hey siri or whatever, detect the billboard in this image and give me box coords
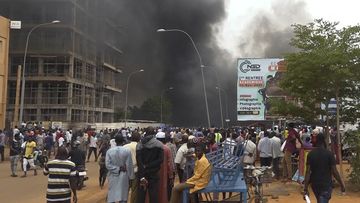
[237,58,285,121]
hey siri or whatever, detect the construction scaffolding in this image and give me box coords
[0,0,124,127]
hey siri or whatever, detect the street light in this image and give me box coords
[216,86,229,127]
[160,87,174,123]
[157,28,211,127]
[19,20,60,126]
[204,66,223,128]
[124,69,144,127]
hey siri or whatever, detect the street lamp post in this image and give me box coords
[157,28,211,127]
[216,86,229,127]
[217,86,224,128]
[19,20,60,127]
[160,87,174,123]
[204,66,223,128]
[124,69,144,127]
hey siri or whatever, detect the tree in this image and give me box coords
[129,96,173,123]
[281,19,360,179]
[114,107,125,122]
[139,97,161,121]
[343,130,360,191]
[268,98,318,123]
[281,19,360,125]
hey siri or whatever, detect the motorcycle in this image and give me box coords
[75,165,89,190]
[34,149,48,168]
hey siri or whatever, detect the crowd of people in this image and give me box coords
[0,123,346,203]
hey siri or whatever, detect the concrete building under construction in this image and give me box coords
[0,0,124,127]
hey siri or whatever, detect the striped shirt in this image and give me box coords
[44,159,76,202]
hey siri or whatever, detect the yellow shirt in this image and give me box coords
[186,154,212,193]
[215,133,222,143]
[25,141,36,158]
[284,130,289,139]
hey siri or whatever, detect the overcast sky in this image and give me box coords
[217,0,360,58]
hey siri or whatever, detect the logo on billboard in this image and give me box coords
[239,60,261,73]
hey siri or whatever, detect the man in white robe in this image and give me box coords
[106,135,134,203]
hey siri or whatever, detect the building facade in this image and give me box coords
[0,16,10,129]
[0,0,124,127]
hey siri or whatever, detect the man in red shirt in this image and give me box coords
[282,123,302,181]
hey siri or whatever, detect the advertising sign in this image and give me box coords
[10,21,21,29]
[237,58,284,121]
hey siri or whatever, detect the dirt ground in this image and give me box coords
[261,179,360,203]
[0,148,359,203]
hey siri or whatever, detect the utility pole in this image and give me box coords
[13,65,22,127]
[336,89,344,180]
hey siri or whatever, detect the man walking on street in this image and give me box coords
[106,134,134,203]
[258,131,273,167]
[136,127,164,203]
[156,131,175,203]
[174,134,189,183]
[0,129,5,162]
[9,133,22,177]
[270,132,282,179]
[304,133,345,203]
[124,131,140,203]
[87,133,98,162]
[22,136,37,177]
[282,123,302,181]
[44,146,78,203]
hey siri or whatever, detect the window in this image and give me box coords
[24,82,38,104]
[10,57,22,77]
[74,58,83,79]
[72,84,82,105]
[0,40,4,63]
[7,82,16,105]
[42,83,68,104]
[43,56,69,76]
[24,109,37,122]
[41,109,67,121]
[71,109,81,122]
[85,63,94,82]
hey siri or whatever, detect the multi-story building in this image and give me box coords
[0,0,123,127]
[0,16,10,129]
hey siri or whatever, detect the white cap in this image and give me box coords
[156,132,166,139]
[313,128,320,135]
[188,135,195,140]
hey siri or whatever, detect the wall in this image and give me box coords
[0,16,10,130]
[41,121,162,131]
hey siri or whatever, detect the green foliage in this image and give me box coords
[343,130,360,190]
[281,19,360,124]
[268,98,317,123]
[114,107,125,122]
[129,96,173,123]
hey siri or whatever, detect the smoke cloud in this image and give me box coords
[111,0,229,126]
[108,0,312,127]
[237,0,311,58]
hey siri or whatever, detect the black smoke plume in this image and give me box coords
[109,0,311,127]
[111,0,230,127]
